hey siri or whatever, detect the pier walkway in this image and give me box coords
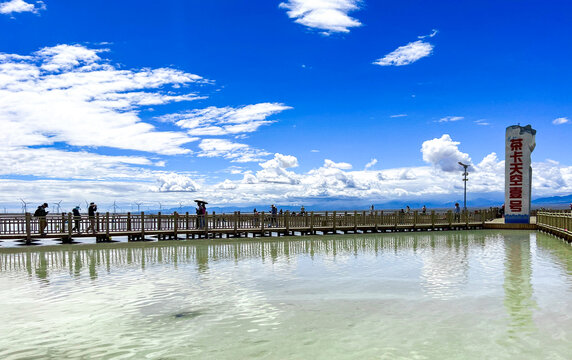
[0,209,499,245]
[537,211,572,242]
[1,209,568,246]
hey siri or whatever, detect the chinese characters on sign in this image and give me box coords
[509,138,523,212]
[505,125,536,224]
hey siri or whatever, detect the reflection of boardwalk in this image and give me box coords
[0,233,490,279]
[0,210,498,245]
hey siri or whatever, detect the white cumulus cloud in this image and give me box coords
[0,44,205,155]
[374,40,433,66]
[2,147,571,211]
[0,0,44,15]
[156,173,200,192]
[256,153,300,184]
[323,159,352,170]
[35,44,105,72]
[421,134,472,172]
[279,0,363,34]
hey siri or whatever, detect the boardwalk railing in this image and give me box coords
[0,209,499,244]
[537,211,572,242]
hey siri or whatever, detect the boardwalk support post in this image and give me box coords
[61,213,66,235]
[465,210,469,228]
[174,212,179,239]
[64,212,73,243]
[233,212,238,237]
[185,212,190,239]
[204,212,209,238]
[25,212,32,244]
[310,211,315,235]
[332,211,337,234]
[106,212,110,239]
[141,212,145,239]
[96,212,100,233]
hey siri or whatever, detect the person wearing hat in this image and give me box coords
[86,202,97,234]
[33,203,49,235]
[72,206,82,233]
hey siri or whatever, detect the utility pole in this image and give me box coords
[458,162,470,211]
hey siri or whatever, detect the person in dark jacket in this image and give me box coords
[270,205,277,227]
[86,202,97,234]
[454,203,461,222]
[34,203,49,235]
[72,206,82,233]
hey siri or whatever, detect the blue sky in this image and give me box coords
[0,0,570,212]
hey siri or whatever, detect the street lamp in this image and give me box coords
[458,162,469,211]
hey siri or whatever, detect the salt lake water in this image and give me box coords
[0,230,571,359]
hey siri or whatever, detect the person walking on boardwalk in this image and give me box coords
[422,205,427,215]
[86,202,97,234]
[270,205,277,227]
[72,206,81,233]
[454,203,461,222]
[34,203,49,235]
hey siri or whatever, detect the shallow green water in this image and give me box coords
[0,230,571,359]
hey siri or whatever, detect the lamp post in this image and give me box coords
[458,162,469,211]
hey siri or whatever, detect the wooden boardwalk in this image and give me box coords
[537,211,572,242]
[0,209,499,245]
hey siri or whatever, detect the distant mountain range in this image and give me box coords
[532,194,572,205]
[143,193,571,214]
[151,197,506,214]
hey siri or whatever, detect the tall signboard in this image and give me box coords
[505,125,536,224]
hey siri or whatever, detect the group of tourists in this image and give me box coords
[195,201,207,229]
[33,202,98,235]
[251,205,309,228]
[398,205,428,215]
